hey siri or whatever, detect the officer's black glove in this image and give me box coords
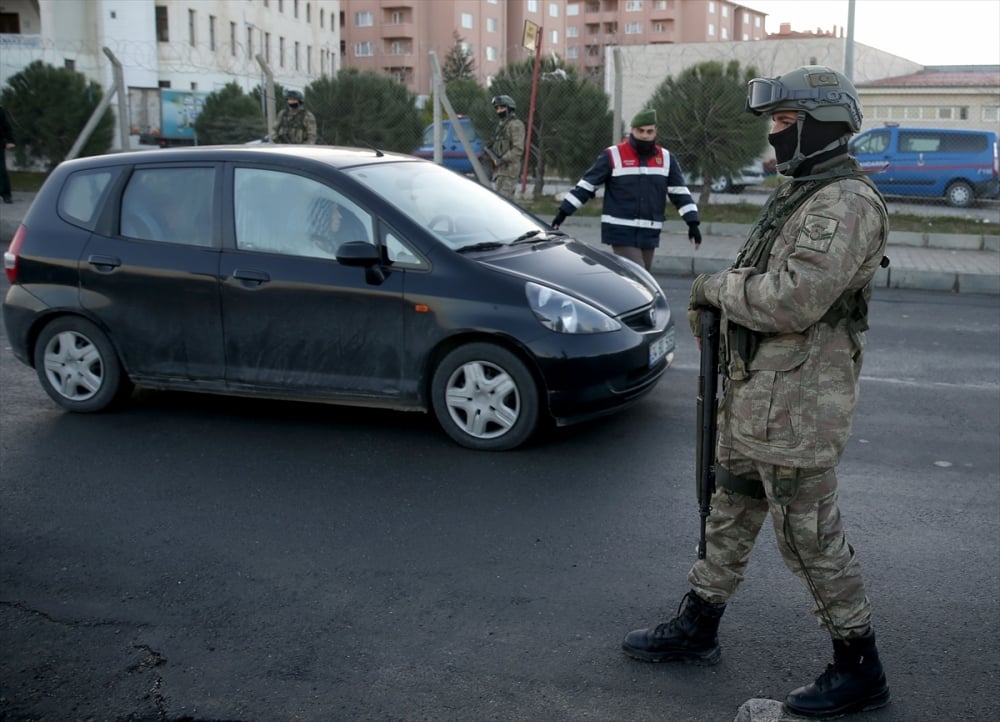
[687,221,702,248]
[551,210,568,229]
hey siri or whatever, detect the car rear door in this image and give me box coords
[218,165,407,399]
[78,163,225,380]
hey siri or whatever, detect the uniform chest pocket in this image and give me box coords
[735,335,812,446]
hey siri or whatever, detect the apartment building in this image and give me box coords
[0,0,341,148]
[339,0,768,98]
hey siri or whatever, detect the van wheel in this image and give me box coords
[946,180,974,208]
[33,317,132,413]
[431,342,540,451]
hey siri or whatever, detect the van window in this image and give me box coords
[853,130,889,155]
[899,132,988,154]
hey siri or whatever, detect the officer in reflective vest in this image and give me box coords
[551,108,702,271]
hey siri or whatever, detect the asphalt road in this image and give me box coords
[1,279,998,722]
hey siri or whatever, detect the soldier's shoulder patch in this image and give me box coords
[798,214,839,253]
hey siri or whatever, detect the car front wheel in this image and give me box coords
[431,342,541,451]
[33,317,132,412]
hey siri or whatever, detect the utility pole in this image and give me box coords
[844,0,856,81]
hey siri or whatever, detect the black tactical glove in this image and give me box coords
[551,210,568,229]
[687,221,702,248]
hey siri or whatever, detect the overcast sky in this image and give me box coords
[741,0,1000,66]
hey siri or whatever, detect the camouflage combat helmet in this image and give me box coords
[284,89,305,103]
[746,65,862,132]
[491,94,516,111]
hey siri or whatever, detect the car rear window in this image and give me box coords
[58,169,116,230]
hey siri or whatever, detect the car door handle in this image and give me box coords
[232,268,270,286]
[87,254,121,271]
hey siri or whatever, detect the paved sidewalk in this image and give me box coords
[560,216,1000,296]
[2,191,998,294]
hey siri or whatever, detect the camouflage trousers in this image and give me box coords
[494,171,517,200]
[688,455,873,639]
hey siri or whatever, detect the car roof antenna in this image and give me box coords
[357,140,384,157]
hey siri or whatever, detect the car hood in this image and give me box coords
[478,238,658,314]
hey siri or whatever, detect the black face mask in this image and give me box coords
[630,134,656,157]
[768,123,798,167]
[287,102,300,110]
[495,108,508,119]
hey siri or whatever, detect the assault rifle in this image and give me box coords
[695,308,720,560]
[481,146,501,168]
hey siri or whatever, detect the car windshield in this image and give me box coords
[345,161,549,251]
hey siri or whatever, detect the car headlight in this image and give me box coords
[526,281,621,334]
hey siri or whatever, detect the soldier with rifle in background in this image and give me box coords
[272,89,317,145]
[621,66,892,718]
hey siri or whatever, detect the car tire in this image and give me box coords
[710,177,731,193]
[431,342,541,451]
[33,317,132,413]
[945,180,974,208]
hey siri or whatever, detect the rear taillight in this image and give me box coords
[4,224,27,283]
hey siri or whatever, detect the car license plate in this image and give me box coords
[648,328,674,367]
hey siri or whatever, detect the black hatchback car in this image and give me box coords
[3,146,675,450]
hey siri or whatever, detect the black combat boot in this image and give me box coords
[785,629,890,717]
[621,591,726,664]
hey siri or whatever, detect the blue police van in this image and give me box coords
[411,116,483,175]
[850,125,999,207]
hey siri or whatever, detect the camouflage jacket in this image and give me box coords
[273,106,317,144]
[488,115,525,179]
[702,157,888,468]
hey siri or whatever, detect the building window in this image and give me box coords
[294,0,299,19]
[708,23,716,36]
[708,1,716,13]
[355,11,373,27]
[279,0,284,12]
[722,6,729,17]
[550,29,558,44]
[568,3,580,15]
[64,58,75,71]
[486,46,497,61]
[355,41,374,57]
[742,32,749,40]
[904,107,923,120]
[653,22,665,32]
[155,6,168,42]
[549,3,559,17]
[279,37,285,67]
[567,46,579,59]
[307,3,311,23]
[265,32,271,63]
[188,9,195,46]
[755,16,761,27]
[390,40,405,55]
[209,15,216,51]
[528,0,538,12]
[743,11,749,24]
[626,0,642,10]
[721,27,728,39]
[461,13,473,28]
[568,25,579,37]
[307,45,312,73]
[247,27,253,58]
[391,10,405,24]
[294,41,300,70]
[625,22,642,34]
[320,9,325,28]
[983,106,1000,122]
[487,17,498,32]
[230,22,236,56]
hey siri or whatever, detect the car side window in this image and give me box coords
[59,169,116,230]
[120,167,215,246]
[234,168,373,259]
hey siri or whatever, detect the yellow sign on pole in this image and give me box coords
[522,20,539,51]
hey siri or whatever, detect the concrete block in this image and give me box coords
[887,231,925,247]
[889,268,956,292]
[958,272,1000,295]
[983,235,1000,252]
[926,233,983,251]
[693,257,732,275]
[872,265,891,288]
[654,256,693,277]
[709,222,749,238]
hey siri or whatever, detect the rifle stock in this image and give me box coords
[696,309,720,560]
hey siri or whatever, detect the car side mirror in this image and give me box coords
[336,241,380,267]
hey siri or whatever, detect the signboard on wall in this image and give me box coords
[160,89,208,140]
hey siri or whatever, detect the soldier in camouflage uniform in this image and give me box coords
[486,95,525,200]
[621,67,891,718]
[272,89,317,144]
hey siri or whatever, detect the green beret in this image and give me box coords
[630,108,657,128]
